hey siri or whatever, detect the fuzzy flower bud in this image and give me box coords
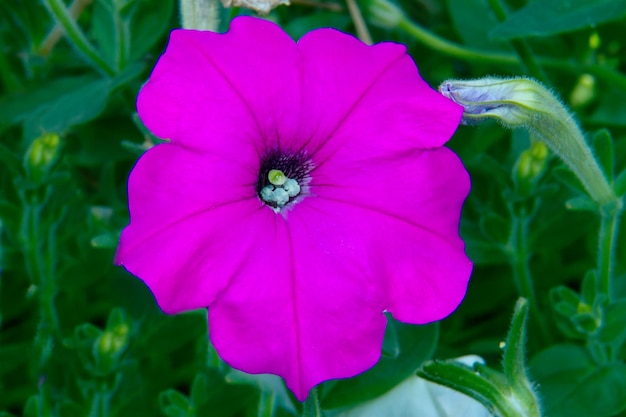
[439,77,552,127]
[440,77,616,207]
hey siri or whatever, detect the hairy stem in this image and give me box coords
[597,204,623,301]
[346,0,372,44]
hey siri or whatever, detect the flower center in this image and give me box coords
[256,149,312,211]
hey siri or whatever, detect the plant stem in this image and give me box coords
[397,18,517,64]
[346,0,373,44]
[397,17,626,91]
[597,203,623,302]
[42,0,115,76]
[21,192,61,369]
[39,0,92,56]
[509,213,550,346]
[485,0,548,84]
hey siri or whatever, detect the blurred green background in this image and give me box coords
[1,0,626,416]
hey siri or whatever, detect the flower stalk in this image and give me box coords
[42,0,115,76]
[598,205,621,301]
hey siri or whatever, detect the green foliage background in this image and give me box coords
[1,0,625,416]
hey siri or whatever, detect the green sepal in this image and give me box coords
[418,360,507,417]
[581,270,599,305]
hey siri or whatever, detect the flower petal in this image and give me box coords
[296,28,462,162]
[116,143,263,313]
[313,147,472,323]
[209,203,388,401]
[137,17,303,157]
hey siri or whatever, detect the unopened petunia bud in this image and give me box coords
[440,77,617,207]
[25,133,61,184]
[439,77,551,127]
[369,0,405,29]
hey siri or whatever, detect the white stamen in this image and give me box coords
[283,178,300,197]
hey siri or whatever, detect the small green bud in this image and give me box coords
[369,0,405,29]
[514,141,549,196]
[569,74,595,108]
[97,322,129,357]
[24,133,61,184]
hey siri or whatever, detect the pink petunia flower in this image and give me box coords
[116,16,472,401]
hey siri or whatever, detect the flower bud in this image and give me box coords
[569,74,595,108]
[439,77,551,127]
[440,76,616,206]
[514,141,549,197]
[24,133,61,184]
[369,0,405,29]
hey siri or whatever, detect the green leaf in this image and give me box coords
[479,213,510,245]
[587,90,626,127]
[159,390,192,416]
[22,77,113,140]
[0,143,21,176]
[460,220,508,265]
[321,320,438,409]
[284,12,350,40]
[565,195,598,212]
[592,129,614,181]
[126,0,175,61]
[418,360,505,416]
[23,396,39,417]
[531,345,626,417]
[553,166,587,195]
[614,169,626,196]
[446,0,510,50]
[502,298,536,405]
[91,0,119,70]
[490,0,626,40]
[598,299,626,347]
